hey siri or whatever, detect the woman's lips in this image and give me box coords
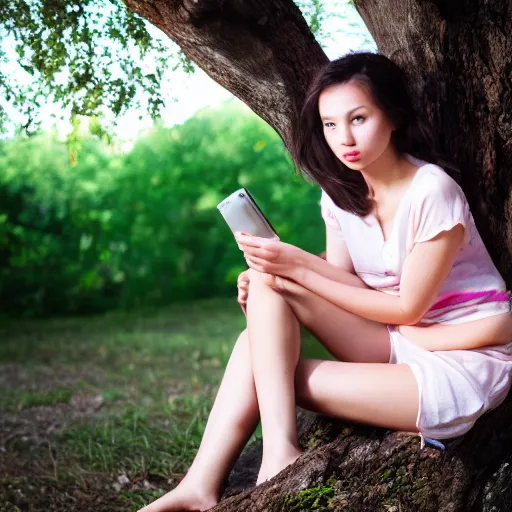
[343,151,360,162]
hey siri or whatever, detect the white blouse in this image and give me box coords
[320,156,510,325]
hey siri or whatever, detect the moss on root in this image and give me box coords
[282,477,337,511]
[307,427,330,449]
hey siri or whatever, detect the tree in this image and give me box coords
[3,1,512,510]
[119,0,512,286]
[119,2,512,510]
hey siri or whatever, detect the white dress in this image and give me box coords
[320,155,512,446]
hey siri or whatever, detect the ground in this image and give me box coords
[0,298,332,511]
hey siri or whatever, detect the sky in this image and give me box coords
[1,1,375,142]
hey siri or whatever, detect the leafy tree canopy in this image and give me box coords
[0,0,365,135]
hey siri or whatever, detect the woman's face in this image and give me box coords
[318,80,396,170]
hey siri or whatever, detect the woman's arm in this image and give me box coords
[236,223,464,325]
[398,312,512,351]
[294,224,465,325]
[307,223,369,289]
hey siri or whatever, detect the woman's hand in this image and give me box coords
[235,232,305,281]
[237,269,250,315]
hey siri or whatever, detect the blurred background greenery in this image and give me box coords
[0,101,325,317]
[0,0,374,319]
[0,1,375,509]
[0,100,330,510]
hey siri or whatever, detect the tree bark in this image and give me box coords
[123,0,327,145]
[124,0,512,283]
[218,400,512,511]
[122,1,512,510]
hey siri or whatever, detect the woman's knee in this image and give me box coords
[236,328,250,348]
[248,268,279,290]
[248,268,305,298]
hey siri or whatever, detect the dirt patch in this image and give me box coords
[0,360,191,511]
[0,363,104,392]
[0,392,104,454]
[1,471,180,512]
[2,473,129,512]
[0,388,142,511]
[0,364,29,385]
[0,361,126,511]
[0,361,106,460]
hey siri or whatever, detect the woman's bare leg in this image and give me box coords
[242,271,419,484]
[245,271,303,484]
[139,329,260,512]
[140,269,414,511]
[294,359,418,431]
[244,270,394,485]
[276,275,391,364]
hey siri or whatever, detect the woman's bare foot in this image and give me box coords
[256,446,302,486]
[138,480,219,512]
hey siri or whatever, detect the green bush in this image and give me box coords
[0,102,324,315]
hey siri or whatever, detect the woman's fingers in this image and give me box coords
[237,273,250,291]
[235,232,264,247]
[238,271,250,283]
[236,234,279,259]
[237,291,248,317]
[238,244,267,260]
[244,255,274,274]
[237,270,249,315]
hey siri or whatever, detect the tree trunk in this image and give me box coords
[124,0,512,283]
[122,1,512,510]
[218,401,512,511]
[123,0,328,145]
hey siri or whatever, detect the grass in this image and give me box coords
[0,297,335,511]
[19,388,74,409]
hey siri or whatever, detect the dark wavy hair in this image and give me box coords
[290,51,456,216]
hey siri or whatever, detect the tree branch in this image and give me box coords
[123,0,327,146]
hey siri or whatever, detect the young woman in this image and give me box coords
[140,52,512,512]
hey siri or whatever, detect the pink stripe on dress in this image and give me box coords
[429,290,510,312]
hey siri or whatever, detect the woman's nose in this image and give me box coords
[338,126,355,146]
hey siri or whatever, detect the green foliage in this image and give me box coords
[0,103,325,315]
[0,0,183,133]
[0,0,370,134]
[296,0,326,35]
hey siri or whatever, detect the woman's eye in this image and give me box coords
[324,122,335,128]
[351,116,365,124]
